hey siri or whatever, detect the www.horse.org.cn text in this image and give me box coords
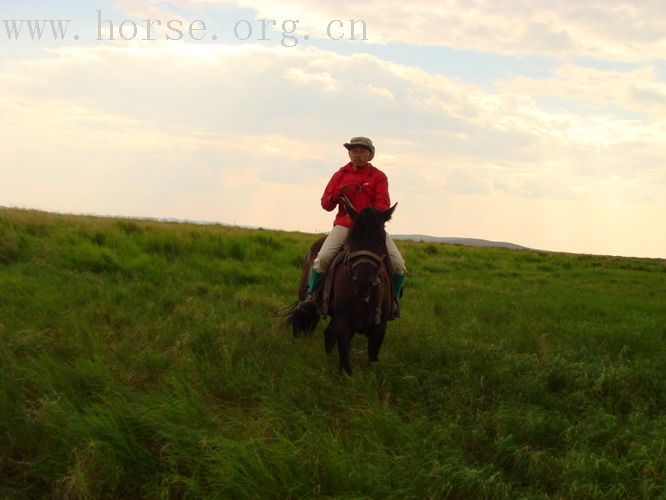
[1,10,369,48]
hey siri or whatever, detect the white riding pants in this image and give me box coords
[313,225,406,275]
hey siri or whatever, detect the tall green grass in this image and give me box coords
[1,207,665,498]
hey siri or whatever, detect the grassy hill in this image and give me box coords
[1,207,665,498]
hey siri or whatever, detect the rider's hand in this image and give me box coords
[332,188,344,203]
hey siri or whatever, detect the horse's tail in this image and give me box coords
[285,236,326,337]
[285,302,320,337]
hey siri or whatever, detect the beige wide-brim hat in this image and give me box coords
[344,136,375,160]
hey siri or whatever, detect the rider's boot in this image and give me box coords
[297,268,324,313]
[390,273,405,319]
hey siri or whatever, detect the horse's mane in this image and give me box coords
[348,207,386,247]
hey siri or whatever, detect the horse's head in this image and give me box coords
[344,200,397,302]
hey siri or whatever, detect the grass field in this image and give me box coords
[1,207,665,498]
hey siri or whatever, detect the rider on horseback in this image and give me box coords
[297,137,406,314]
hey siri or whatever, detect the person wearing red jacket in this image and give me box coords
[297,136,406,313]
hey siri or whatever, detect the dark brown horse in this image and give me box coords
[289,201,396,374]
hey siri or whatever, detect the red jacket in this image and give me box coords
[321,162,391,227]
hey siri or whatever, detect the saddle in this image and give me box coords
[317,247,396,323]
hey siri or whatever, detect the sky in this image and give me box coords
[1,1,665,259]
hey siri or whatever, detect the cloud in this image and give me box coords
[284,67,338,91]
[493,173,578,200]
[3,41,663,190]
[500,64,666,117]
[1,34,665,257]
[443,170,490,195]
[140,0,666,61]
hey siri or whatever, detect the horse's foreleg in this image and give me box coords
[367,323,387,363]
[333,319,353,375]
[323,321,336,353]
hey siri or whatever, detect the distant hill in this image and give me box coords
[393,234,527,250]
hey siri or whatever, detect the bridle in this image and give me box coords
[345,250,384,275]
[345,249,386,324]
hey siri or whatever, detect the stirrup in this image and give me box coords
[297,292,319,313]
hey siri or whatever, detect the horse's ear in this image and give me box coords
[342,194,358,220]
[382,202,397,223]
